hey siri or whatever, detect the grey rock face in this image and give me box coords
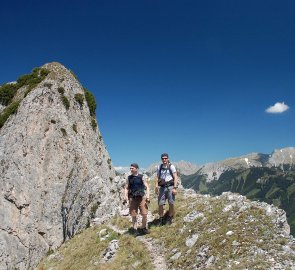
[0,62,121,269]
[269,147,295,168]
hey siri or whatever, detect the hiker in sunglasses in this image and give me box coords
[123,163,150,235]
[155,153,178,225]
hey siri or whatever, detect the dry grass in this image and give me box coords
[37,224,153,270]
[38,181,295,270]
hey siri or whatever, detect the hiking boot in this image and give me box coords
[166,216,173,225]
[128,228,139,236]
[159,217,165,226]
[140,228,150,235]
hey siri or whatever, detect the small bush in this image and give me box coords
[0,67,49,128]
[62,96,70,110]
[16,68,49,89]
[91,118,97,130]
[58,87,65,95]
[40,69,50,77]
[0,101,20,129]
[0,83,17,106]
[74,93,84,107]
[83,87,96,116]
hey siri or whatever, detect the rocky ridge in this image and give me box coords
[0,62,122,269]
[197,147,294,182]
[38,187,295,269]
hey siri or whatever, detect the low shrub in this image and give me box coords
[17,68,49,89]
[83,87,96,116]
[62,96,70,110]
[91,117,97,130]
[74,93,84,107]
[0,67,49,128]
[0,101,20,129]
[0,83,17,106]
[58,87,65,95]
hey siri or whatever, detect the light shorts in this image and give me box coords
[129,196,148,217]
[158,186,175,206]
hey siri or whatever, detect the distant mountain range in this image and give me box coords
[116,147,294,178]
[115,160,200,176]
[180,147,295,235]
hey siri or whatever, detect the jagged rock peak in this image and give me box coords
[0,62,122,269]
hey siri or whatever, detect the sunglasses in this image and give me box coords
[162,157,168,160]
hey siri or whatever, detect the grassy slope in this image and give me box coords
[182,168,295,236]
[38,182,295,270]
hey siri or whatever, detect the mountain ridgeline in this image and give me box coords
[181,148,295,235]
[1,63,295,269]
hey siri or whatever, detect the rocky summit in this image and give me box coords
[0,62,122,269]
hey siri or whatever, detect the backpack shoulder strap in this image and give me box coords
[168,163,175,180]
[158,164,163,178]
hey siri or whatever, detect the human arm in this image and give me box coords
[173,172,178,189]
[172,172,178,195]
[171,165,178,195]
[144,179,150,202]
[123,180,129,203]
[155,166,159,194]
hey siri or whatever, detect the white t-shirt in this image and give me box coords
[157,164,176,182]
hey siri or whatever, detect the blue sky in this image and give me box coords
[1,0,294,167]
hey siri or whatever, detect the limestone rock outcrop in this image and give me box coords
[0,62,121,269]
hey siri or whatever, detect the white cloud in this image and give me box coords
[265,102,289,114]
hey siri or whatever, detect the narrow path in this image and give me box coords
[136,235,167,270]
[107,224,127,235]
[107,219,168,270]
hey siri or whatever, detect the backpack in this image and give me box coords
[128,174,145,197]
[158,163,175,186]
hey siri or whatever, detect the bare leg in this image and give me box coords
[168,203,174,217]
[132,216,137,229]
[141,214,147,229]
[159,205,164,217]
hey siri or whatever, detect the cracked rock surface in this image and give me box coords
[0,62,121,270]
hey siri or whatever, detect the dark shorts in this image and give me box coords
[129,196,148,217]
[158,186,175,206]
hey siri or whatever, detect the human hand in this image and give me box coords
[172,188,177,195]
[155,186,159,195]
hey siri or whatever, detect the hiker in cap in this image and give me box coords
[123,163,150,235]
[155,153,178,225]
